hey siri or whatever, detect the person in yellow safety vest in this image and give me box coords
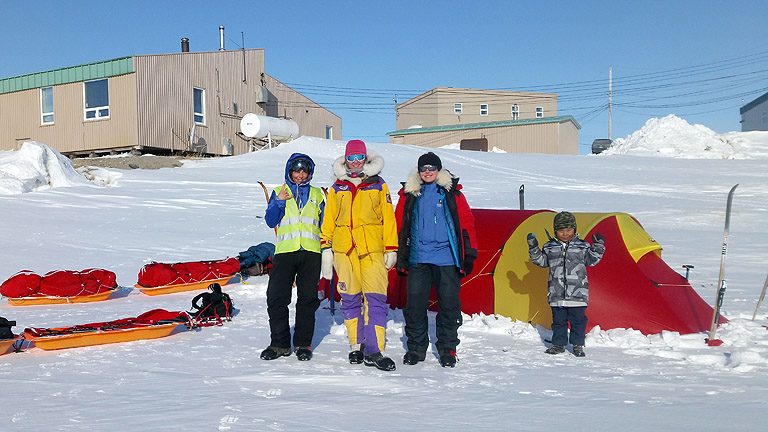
[260,153,325,362]
[320,140,399,371]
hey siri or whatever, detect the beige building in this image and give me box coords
[388,87,578,155]
[0,48,341,156]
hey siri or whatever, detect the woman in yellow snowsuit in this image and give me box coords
[320,140,399,371]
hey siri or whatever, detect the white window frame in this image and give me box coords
[536,106,544,118]
[41,86,54,125]
[454,103,463,115]
[194,87,206,125]
[84,79,110,120]
[480,104,489,116]
[511,104,519,120]
[326,125,333,140]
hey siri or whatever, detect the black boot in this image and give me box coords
[545,345,565,355]
[349,344,365,364]
[572,345,585,357]
[363,352,396,371]
[295,346,313,361]
[260,346,291,360]
[403,351,426,365]
[438,349,457,368]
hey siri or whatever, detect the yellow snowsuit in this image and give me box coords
[320,153,398,355]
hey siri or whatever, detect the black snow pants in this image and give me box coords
[403,263,462,354]
[266,250,322,349]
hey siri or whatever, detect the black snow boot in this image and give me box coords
[438,349,457,368]
[349,344,365,364]
[545,345,565,355]
[260,346,291,360]
[572,345,585,357]
[363,353,396,371]
[295,346,313,361]
[403,351,426,365]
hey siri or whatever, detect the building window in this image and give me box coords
[511,104,519,120]
[41,86,54,125]
[454,103,463,115]
[194,87,206,124]
[536,106,543,118]
[480,104,489,116]
[326,125,333,140]
[84,79,109,120]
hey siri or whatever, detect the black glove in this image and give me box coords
[527,233,538,248]
[592,233,605,245]
[462,259,474,277]
[396,266,408,277]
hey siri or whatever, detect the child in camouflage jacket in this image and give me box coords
[527,211,605,357]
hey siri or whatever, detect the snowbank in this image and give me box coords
[0,141,109,195]
[600,114,768,159]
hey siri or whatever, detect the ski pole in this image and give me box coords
[707,184,738,345]
[519,184,525,210]
[752,274,768,321]
[330,272,336,316]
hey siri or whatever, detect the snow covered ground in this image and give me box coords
[1,115,768,431]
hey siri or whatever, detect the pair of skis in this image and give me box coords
[706,184,738,346]
[706,184,768,342]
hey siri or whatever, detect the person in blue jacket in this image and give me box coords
[260,153,325,362]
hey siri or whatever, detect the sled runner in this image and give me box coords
[22,309,191,351]
[2,268,119,305]
[136,258,240,296]
[0,336,22,356]
[6,288,117,306]
[135,275,234,296]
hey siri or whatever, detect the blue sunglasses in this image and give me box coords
[346,154,366,162]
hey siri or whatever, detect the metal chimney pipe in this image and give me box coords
[219,26,225,51]
[181,38,189,52]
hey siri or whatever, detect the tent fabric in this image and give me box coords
[387,209,724,335]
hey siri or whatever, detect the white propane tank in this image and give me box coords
[240,113,299,140]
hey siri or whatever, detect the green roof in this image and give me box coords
[386,115,581,136]
[0,57,134,95]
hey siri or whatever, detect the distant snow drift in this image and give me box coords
[601,114,768,159]
[0,141,90,194]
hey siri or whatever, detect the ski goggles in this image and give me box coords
[289,158,312,173]
[346,154,366,162]
[418,165,439,172]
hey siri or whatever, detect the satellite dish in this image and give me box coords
[240,113,261,138]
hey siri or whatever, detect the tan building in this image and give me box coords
[389,87,578,155]
[0,47,341,156]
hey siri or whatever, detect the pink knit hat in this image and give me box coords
[345,139,367,158]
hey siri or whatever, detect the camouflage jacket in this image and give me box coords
[529,234,605,307]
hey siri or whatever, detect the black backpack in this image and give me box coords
[190,283,233,322]
[0,317,16,340]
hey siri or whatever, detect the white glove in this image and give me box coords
[384,251,397,270]
[321,249,334,280]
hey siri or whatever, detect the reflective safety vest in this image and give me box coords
[274,185,325,254]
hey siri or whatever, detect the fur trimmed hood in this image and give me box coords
[332,150,385,183]
[403,167,455,196]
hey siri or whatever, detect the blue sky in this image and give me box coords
[3,1,768,153]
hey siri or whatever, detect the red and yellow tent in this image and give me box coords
[388,209,726,335]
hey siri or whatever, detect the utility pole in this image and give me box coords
[608,67,613,141]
